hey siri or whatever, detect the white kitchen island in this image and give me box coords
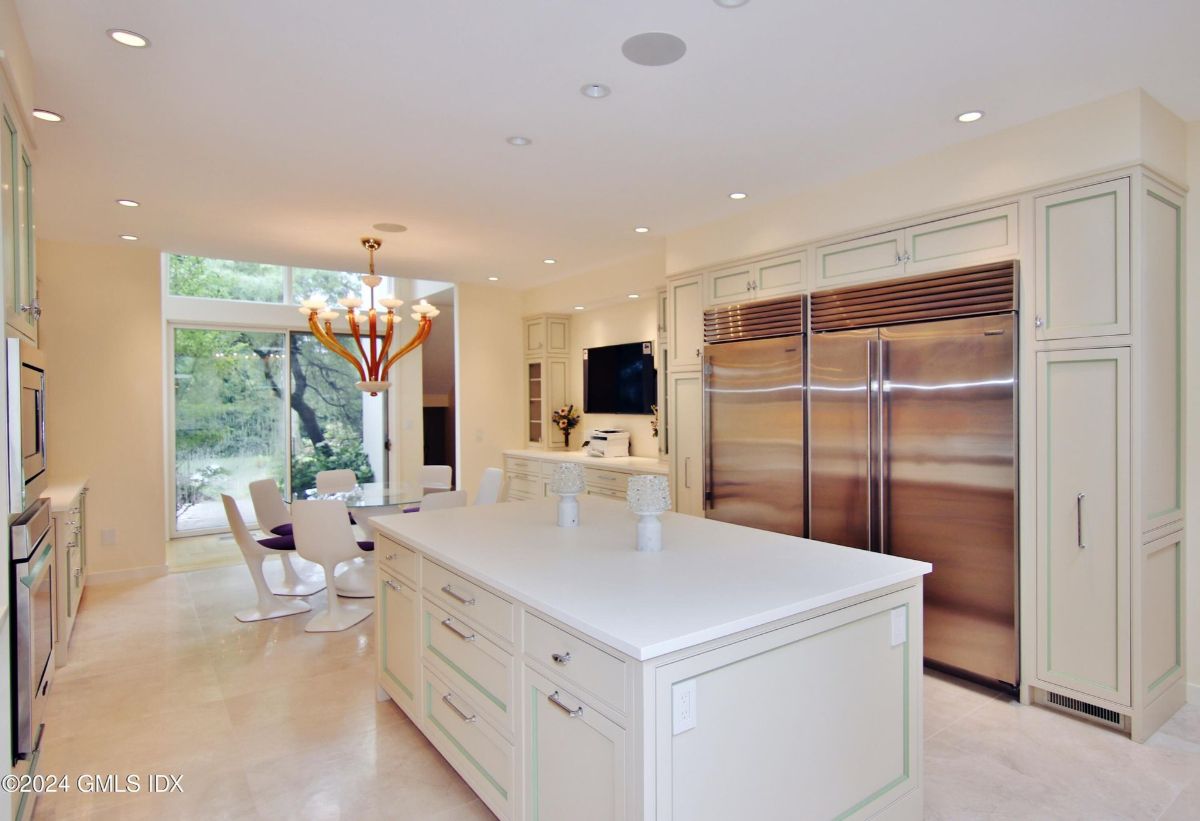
[371,496,931,821]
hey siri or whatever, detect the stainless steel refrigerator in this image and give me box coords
[808,263,1019,687]
[703,294,807,537]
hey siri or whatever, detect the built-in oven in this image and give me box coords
[7,339,47,513]
[11,497,53,765]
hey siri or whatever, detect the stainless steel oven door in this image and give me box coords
[12,521,53,761]
[8,340,48,512]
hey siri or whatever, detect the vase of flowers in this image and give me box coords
[552,404,581,449]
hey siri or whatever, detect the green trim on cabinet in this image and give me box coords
[1041,188,1121,329]
[19,147,32,330]
[1143,189,1184,523]
[423,611,508,712]
[530,685,540,821]
[379,578,413,700]
[1147,541,1183,693]
[424,680,509,800]
[2,110,18,308]
[820,237,901,280]
[909,212,1011,263]
[834,604,911,820]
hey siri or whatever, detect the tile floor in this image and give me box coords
[33,562,1200,820]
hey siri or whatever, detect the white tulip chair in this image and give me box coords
[247,478,325,596]
[418,489,468,511]
[315,469,357,494]
[474,468,505,505]
[291,499,374,632]
[421,464,453,494]
[221,495,311,623]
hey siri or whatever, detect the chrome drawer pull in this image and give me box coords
[1076,492,1087,550]
[383,579,403,592]
[441,584,476,606]
[548,691,584,718]
[442,693,477,724]
[441,617,476,642]
[551,651,572,665]
[385,553,397,561]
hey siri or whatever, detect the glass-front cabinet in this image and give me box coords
[2,101,38,344]
[524,314,570,450]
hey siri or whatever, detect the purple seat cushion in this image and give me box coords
[258,535,295,551]
[269,523,294,537]
[357,540,374,552]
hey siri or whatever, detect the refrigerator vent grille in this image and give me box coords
[1044,691,1123,727]
[703,293,806,344]
[809,261,1017,332]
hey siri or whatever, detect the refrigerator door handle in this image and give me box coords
[867,337,877,552]
[878,337,890,555]
[1076,492,1087,549]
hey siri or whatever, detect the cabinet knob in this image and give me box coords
[1034,315,1044,329]
[552,651,572,665]
[694,348,700,358]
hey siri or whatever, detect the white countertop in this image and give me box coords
[503,448,668,474]
[370,497,930,661]
[45,478,88,512]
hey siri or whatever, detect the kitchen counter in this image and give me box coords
[371,496,929,820]
[503,447,668,475]
[371,496,926,660]
[44,478,89,512]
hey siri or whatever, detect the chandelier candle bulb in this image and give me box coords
[300,237,437,396]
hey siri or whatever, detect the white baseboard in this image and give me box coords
[86,564,169,586]
[1186,682,1200,705]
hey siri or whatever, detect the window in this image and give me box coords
[167,254,286,303]
[291,268,363,304]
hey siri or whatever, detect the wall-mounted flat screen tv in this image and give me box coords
[583,341,656,414]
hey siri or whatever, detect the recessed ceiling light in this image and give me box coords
[714,0,751,7]
[119,234,139,241]
[543,258,557,264]
[573,305,585,311]
[729,192,748,200]
[580,83,611,99]
[627,293,640,299]
[621,33,688,67]
[31,109,63,123]
[107,29,150,48]
[634,226,650,233]
[372,222,407,233]
[506,136,532,146]
[487,276,500,281]
[116,199,140,207]
[957,110,984,123]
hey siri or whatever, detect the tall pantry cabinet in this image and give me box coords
[1029,170,1186,742]
[665,275,704,515]
[522,315,570,449]
[0,71,38,344]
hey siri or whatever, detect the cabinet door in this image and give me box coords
[524,318,546,354]
[2,110,19,333]
[669,373,703,516]
[904,203,1018,275]
[378,570,420,716]
[815,229,905,287]
[705,265,754,306]
[546,317,570,355]
[1036,347,1131,706]
[1034,178,1130,340]
[753,251,807,300]
[17,148,35,343]
[546,358,569,448]
[526,360,544,446]
[667,275,703,371]
[524,666,625,821]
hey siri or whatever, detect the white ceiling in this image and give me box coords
[17,0,1200,288]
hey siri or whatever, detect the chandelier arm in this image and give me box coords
[380,313,396,364]
[347,311,371,368]
[380,318,432,380]
[366,309,380,380]
[308,313,367,381]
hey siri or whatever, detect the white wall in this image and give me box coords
[1186,122,1199,702]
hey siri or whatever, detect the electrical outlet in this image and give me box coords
[672,679,697,735]
[890,607,907,647]
[101,528,117,546]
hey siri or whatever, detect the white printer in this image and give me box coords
[586,429,630,458]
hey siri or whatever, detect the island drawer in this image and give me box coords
[422,598,514,734]
[422,665,513,820]
[583,466,630,493]
[505,472,542,500]
[376,534,417,584]
[423,559,515,643]
[523,612,627,713]
[503,456,540,477]
[585,486,626,501]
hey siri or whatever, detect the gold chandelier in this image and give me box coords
[299,237,439,396]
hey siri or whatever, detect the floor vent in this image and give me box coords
[1042,691,1124,727]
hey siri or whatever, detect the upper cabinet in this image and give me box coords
[705,250,808,306]
[1033,178,1130,341]
[815,203,1019,288]
[524,314,569,356]
[667,274,703,371]
[1,104,38,345]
